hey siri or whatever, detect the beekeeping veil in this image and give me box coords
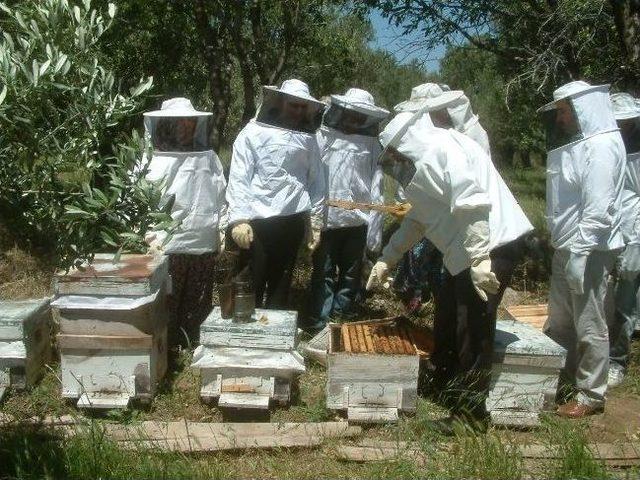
[143,98,225,254]
[322,88,389,136]
[254,79,325,134]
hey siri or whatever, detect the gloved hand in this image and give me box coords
[565,252,588,295]
[620,244,640,281]
[144,231,164,256]
[231,222,253,249]
[366,260,390,290]
[469,258,500,302]
[305,214,322,251]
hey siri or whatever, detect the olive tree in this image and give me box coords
[0,0,170,268]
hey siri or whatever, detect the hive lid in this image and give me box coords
[54,254,168,296]
[494,320,566,359]
[0,298,50,327]
[200,307,298,337]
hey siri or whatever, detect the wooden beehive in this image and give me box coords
[0,298,52,400]
[326,318,431,424]
[192,307,304,410]
[488,319,566,427]
[52,254,170,409]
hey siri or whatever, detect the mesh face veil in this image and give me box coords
[255,87,325,134]
[144,116,213,152]
[540,99,584,151]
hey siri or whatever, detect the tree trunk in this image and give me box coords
[610,0,640,91]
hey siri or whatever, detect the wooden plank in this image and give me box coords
[355,325,368,354]
[105,421,362,453]
[220,383,256,393]
[347,407,399,424]
[362,325,375,353]
[348,325,360,353]
[218,392,270,409]
[374,327,392,354]
[57,333,152,351]
[340,324,351,353]
[398,326,416,355]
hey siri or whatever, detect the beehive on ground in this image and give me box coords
[489,319,566,426]
[52,254,170,409]
[326,318,432,424]
[0,298,52,400]
[192,307,304,410]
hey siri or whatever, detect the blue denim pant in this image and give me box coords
[609,271,640,369]
[306,225,367,331]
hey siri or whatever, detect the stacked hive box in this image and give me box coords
[192,307,305,410]
[0,299,52,400]
[326,319,431,423]
[489,319,566,426]
[52,254,170,409]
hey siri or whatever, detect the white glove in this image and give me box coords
[366,260,390,290]
[231,222,253,249]
[620,244,640,281]
[144,231,164,256]
[565,252,588,295]
[469,258,500,302]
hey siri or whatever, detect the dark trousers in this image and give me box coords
[230,212,305,309]
[168,252,216,347]
[431,237,526,417]
[306,225,367,330]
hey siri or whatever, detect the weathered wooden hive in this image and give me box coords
[0,298,52,400]
[52,254,170,409]
[488,319,566,426]
[192,306,305,410]
[326,318,432,424]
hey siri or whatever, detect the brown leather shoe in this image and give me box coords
[556,400,603,418]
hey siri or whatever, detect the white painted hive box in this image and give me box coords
[52,254,170,409]
[326,321,424,424]
[489,319,566,426]
[193,307,304,409]
[0,298,52,400]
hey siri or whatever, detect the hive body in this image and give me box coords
[52,254,170,409]
[193,307,305,409]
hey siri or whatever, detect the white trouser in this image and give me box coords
[544,249,618,408]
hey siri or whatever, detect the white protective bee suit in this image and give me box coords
[368,92,533,418]
[226,79,326,308]
[395,83,491,156]
[607,93,640,384]
[306,88,388,330]
[143,97,226,343]
[540,81,626,410]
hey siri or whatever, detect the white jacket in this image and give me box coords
[145,151,226,254]
[545,87,625,253]
[317,126,383,251]
[226,120,325,224]
[621,152,640,246]
[381,113,533,275]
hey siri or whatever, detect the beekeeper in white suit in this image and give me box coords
[143,97,226,346]
[305,88,388,332]
[395,82,491,155]
[226,79,326,309]
[539,81,625,418]
[607,93,640,387]
[367,91,533,422]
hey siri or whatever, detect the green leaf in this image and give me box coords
[107,3,116,19]
[100,230,118,247]
[64,206,91,216]
[0,85,7,106]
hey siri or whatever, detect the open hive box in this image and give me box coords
[192,306,305,410]
[326,317,432,424]
[0,299,52,401]
[52,254,170,409]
